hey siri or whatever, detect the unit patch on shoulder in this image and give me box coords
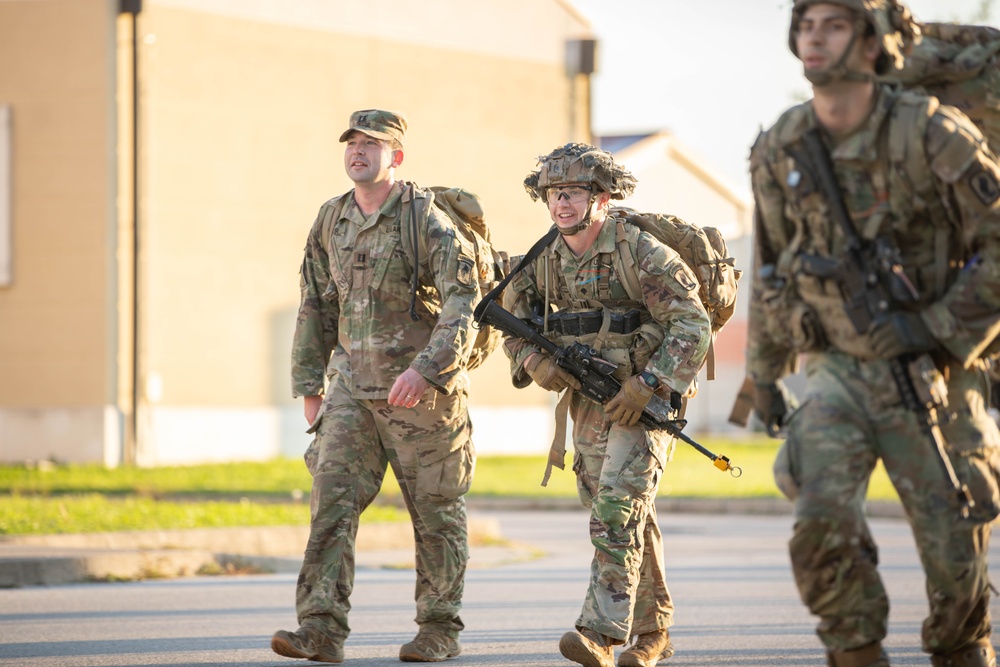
[456,256,475,287]
[969,168,1000,206]
[673,264,698,292]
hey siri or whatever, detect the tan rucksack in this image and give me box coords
[608,207,741,333]
[892,22,1000,149]
[607,207,742,379]
[406,186,509,371]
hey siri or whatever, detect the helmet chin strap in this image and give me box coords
[803,17,875,87]
[556,196,600,236]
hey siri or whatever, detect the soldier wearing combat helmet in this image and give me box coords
[788,0,920,85]
[744,0,1000,665]
[504,142,711,667]
[523,142,637,235]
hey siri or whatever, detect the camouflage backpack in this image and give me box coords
[405,186,509,371]
[607,207,742,379]
[891,22,1000,149]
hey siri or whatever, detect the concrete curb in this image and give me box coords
[0,497,906,587]
[0,516,511,587]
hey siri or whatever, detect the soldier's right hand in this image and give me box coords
[753,380,793,437]
[524,354,582,393]
[303,395,323,426]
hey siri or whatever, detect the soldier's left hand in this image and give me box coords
[606,375,655,426]
[869,312,936,359]
[388,369,430,408]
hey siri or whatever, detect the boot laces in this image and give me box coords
[629,631,666,652]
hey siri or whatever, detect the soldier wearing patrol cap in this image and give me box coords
[503,143,712,667]
[746,1,1000,665]
[272,109,480,663]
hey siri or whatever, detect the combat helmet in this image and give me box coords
[789,0,921,85]
[524,143,637,203]
[523,143,636,236]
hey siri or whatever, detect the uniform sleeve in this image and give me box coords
[409,207,480,393]
[919,108,1000,366]
[500,261,542,389]
[290,207,340,397]
[746,131,800,384]
[635,233,711,396]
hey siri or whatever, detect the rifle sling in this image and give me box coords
[475,226,559,319]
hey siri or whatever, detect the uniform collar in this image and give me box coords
[343,181,403,230]
[552,216,617,263]
[811,85,897,163]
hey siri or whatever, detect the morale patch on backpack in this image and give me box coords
[969,168,1000,205]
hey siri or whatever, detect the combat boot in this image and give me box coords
[827,642,889,667]
[399,627,462,662]
[931,639,997,667]
[559,626,616,667]
[271,627,344,663]
[618,629,674,667]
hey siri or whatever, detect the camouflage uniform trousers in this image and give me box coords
[569,392,674,642]
[295,370,475,644]
[783,350,998,655]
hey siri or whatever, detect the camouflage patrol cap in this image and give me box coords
[338,109,407,146]
[789,0,921,75]
[523,143,637,202]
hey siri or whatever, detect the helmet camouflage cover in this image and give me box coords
[524,142,637,202]
[789,0,921,75]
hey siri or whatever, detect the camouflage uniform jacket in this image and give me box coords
[291,181,479,399]
[748,84,1000,384]
[502,219,711,397]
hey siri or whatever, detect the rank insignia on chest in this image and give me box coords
[353,251,367,270]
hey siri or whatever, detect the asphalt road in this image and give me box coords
[1,509,997,666]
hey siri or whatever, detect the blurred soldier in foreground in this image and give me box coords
[746,1,1000,665]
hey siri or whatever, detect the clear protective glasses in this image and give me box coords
[544,185,593,205]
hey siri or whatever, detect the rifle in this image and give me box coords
[798,128,974,517]
[474,298,741,476]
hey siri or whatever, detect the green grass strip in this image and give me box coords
[0,494,406,535]
[0,438,900,536]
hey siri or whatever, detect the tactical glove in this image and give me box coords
[606,374,655,427]
[524,354,581,393]
[869,312,936,359]
[753,380,795,437]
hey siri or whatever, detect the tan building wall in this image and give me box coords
[0,0,121,465]
[0,0,592,464]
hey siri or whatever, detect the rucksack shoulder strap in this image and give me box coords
[611,219,643,303]
[399,182,436,321]
[887,93,956,297]
[888,91,937,168]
